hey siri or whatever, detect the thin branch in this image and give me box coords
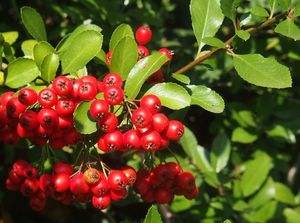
[174,11,289,75]
[158,204,173,223]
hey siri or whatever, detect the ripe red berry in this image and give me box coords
[39,173,53,194]
[141,190,155,203]
[135,25,152,45]
[92,194,111,210]
[147,69,164,84]
[165,162,181,179]
[70,173,90,194]
[78,82,97,101]
[9,169,25,184]
[132,107,152,128]
[18,88,37,106]
[98,112,118,133]
[158,48,173,60]
[55,99,76,117]
[110,188,127,201]
[23,165,38,179]
[121,166,137,186]
[52,76,73,96]
[123,129,141,150]
[89,99,109,120]
[103,73,123,88]
[20,178,39,197]
[97,137,110,152]
[53,162,73,176]
[6,178,19,191]
[52,173,70,192]
[29,194,46,211]
[106,50,113,66]
[154,187,174,204]
[38,88,58,107]
[133,178,151,195]
[91,178,109,196]
[1,91,14,107]
[104,86,124,105]
[140,95,161,114]
[38,108,58,128]
[165,120,184,140]
[137,45,150,60]
[176,172,196,190]
[6,98,26,118]
[140,130,161,151]
[108,170,128,191]
[103,130,123,151]
[151,113,169,133]
[19,110,39,130]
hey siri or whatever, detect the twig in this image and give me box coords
[158,204,173,223]
[174,11,289,74]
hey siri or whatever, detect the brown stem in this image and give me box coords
[158,204,173,223]
[174,11,289,74]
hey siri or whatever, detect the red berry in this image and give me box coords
[106,50,113,66]
[123,129,141,150]
[98,112,118,133]
[52,173,70,192]
[55,99,76,117]
[78,81,97,101]
[6,98,26,118]
[147,69,164,84]
[9,169,25,184]
[107,170,128,191]
[133,178,151,195]
[18,88,37,106]
[97,81,106,92]
[158,48,173,60]
[83,168,103,185]
[38,108,58,128]
[38,88,58,107]
[97,137,110,152]
[176,172,196,190]
[152,113,169,133]
[6,178,19,191]
[23,165,38,179]
[52,76,73,96]
[135,25,152,45]
[184,186,199,200]
[165,120,184,140]
[19,110,39,130]
[103,73,123,88]
[91,178,109,196]
[140,94,161,114]
[110,188,127,201]
[89,99,109,120]
[53,162,73,176]
[29,194,46,211]
[39,173,53,194]
[103,130,123,151]
[104,86,124,105]
[0,109,8,128]
[92,194,111,209]
[165,162,181,179]
[141,190,155,203]
[1,91,14,107]
[20,178,39,197]
[81,75,99,89]
[154,187,174,204]
[121,166,137,186]
[70,173,90,194]
[132,107,152,128]
[140,130,161,151]
[137,45,150,60]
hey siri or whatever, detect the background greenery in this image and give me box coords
[1,0,300,222]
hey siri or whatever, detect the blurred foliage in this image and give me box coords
[1,0,300,223]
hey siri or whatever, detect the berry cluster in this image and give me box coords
[96,92,185,152]
[6,160,137,211]
[133,162,198,204]
[106,25,173,84]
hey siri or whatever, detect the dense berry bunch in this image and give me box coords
[106,25,173,84]
[133,162,198,204]
[6,160,137,211]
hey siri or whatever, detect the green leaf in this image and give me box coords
[170,196,196,212]
[5,58,41,88]
[110,36,138,79]
[21,40,38,58]
[143,205,162,223]
[20,6,47,41]
[74,101,98,134]
[251,6,269,17]
[41,53,59,82]
[190,0,224,55]
[232,53,292,89]
[244,201,278,222]
[274,182,296,205]
[220,0,241,23]
[3,43,15,62]
[223,220,232,223]
[94,49,106,65]
[278,0,291,10]
[232,127,258,144]
[180,126,198,157]
[124,52,169,99]
[109,24,134,51]
[56,24,102,53]
[61,30,103,74]
[295,1,300,17]
[231,110,256,128]
[171,73,191,84]
[284,208,300,223]
[2,32,19,45]
[204,171,220,188]
[275,19,300,41]
[240,152,273,197]
[202,37,225,48]
[143,83,191,110]
[249,177,276,209]
[266,124,295,143]
[236,30,250,41]
[210,132,231,173]
[33,41,55,68]
[187,85,225,113]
